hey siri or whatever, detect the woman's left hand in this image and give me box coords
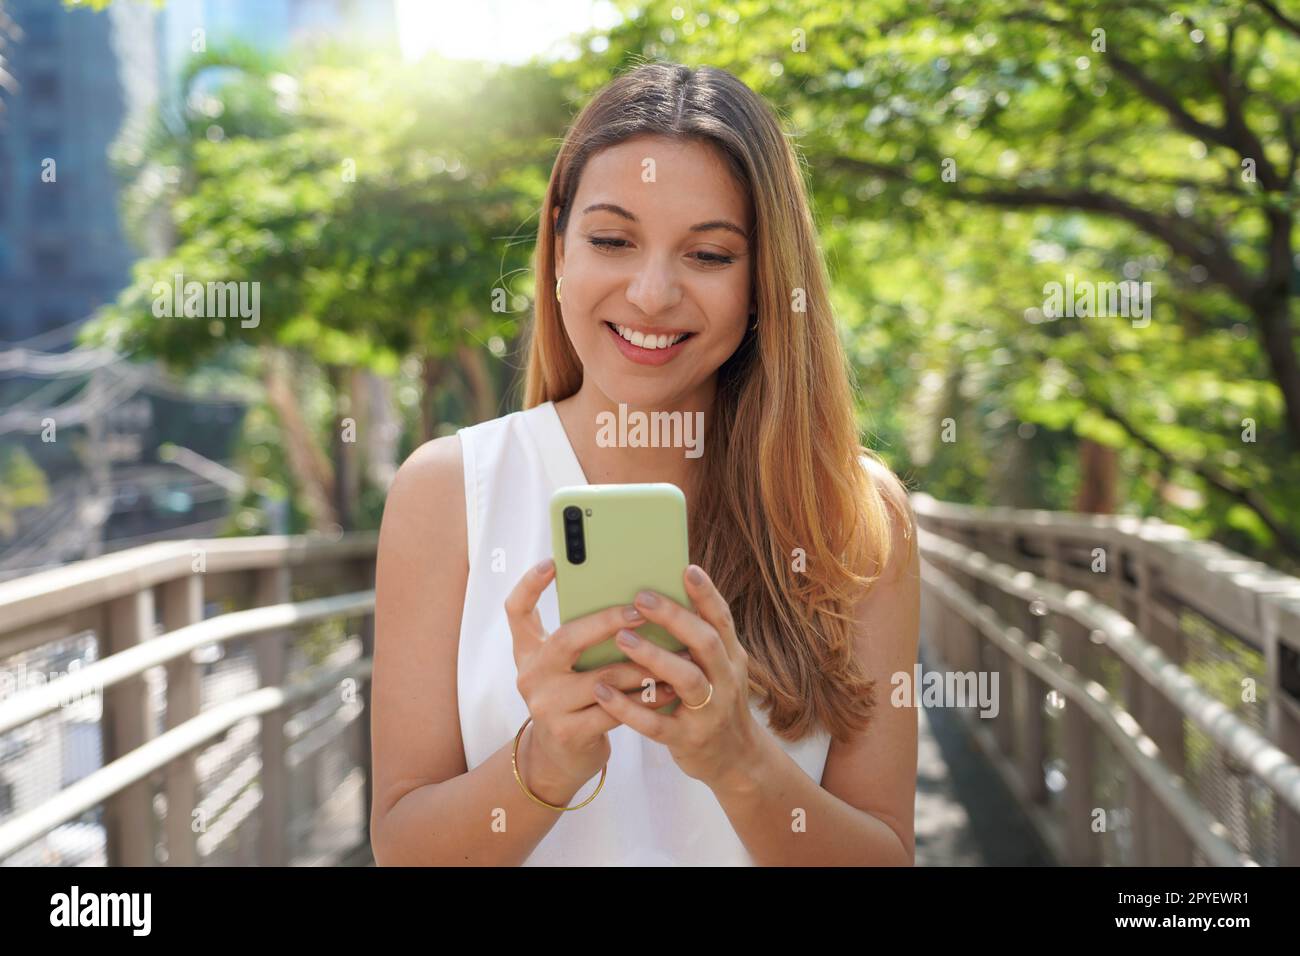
[591,563,763,790]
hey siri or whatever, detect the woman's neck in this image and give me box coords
[553,379,716,499]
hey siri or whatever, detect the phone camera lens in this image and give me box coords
[563,504,585,564]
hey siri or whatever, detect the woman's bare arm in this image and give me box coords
[368,435,581,865]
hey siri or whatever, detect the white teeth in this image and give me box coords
[612,323,688,350]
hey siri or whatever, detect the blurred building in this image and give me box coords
[0,0,397,866]
[0,0,397,347]
[160,0,398,92]
[0,0,150,345]
[0,0,397,580]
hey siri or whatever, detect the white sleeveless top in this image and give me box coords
[455,401,832,865]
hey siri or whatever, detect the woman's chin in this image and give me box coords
[592,381,683,412]
[600,369,723,414]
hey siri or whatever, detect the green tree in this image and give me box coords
[0,446,50,540]
[83,46,570,529]
[574,0,1300,562]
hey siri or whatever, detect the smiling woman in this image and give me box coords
[370,62,920,867]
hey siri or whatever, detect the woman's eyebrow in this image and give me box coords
[581,202,749,240]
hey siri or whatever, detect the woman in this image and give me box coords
[370,62,919,866]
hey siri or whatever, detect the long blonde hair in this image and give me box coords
[524,62,911,744]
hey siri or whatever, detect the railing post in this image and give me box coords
[1134,556,1194,865]
[1263,598,1300,865]
[1048,538,1101,866]
[256,566,291,867]
[100,588,158,866]
[357,610,375,851]
[934,541,979,676]
[965,527,1014,758]
[345,555,376,857]
[1012,602,1048,805]
[159,573,203,866]
[1057,612,1101,865]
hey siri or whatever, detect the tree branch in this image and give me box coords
[1087,390,1300,558]
[824,156,1258,302]
[1197,15,1285,189]
[1253,0,1300,40]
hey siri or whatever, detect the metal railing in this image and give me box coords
[4,494,1300,867]
[913,494,1300,866]
[0,533,377,866]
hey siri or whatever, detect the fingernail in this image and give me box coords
[636,590,659,608]
[535,558,554,575]
[687,565,706,586]
[623,605,644,622]
[663,684,675,696]
[594,682,612,700]
[616,628,639,648]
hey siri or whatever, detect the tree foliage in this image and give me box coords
[72,0,1300,563]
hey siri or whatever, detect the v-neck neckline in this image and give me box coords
[529,400,590,488]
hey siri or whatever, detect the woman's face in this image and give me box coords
[553,134,754,410]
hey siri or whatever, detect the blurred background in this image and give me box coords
[0,0,1298,867]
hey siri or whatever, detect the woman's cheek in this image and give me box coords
[559,298,594,357]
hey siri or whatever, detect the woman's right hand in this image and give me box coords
[505,557,683,804]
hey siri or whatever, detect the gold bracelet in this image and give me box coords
[512,716,607,811]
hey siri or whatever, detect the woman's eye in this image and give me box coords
[587,237,734,267]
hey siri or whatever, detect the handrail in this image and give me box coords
[0,657,373,860]
[917,527,1300,818]
[0,590,376,736]
[0,531,380,867]
[0,532,378,639]
[921,561,1252,866]
[911,494,1300,647]
[912,492,1188,539]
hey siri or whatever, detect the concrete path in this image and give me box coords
[913,643,1053,866]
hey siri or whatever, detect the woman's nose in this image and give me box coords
[625,260,682,315]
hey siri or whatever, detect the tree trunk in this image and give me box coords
[1075,439,1118,514]
[420,353,445,444]
[263,348,338,531]
[327,365,362,532]
[361,371,400,490]
[457,343,498,423]
[1254,207,1300,453]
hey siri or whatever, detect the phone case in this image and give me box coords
[550,483,692,696]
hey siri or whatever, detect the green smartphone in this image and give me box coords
[550,483,691,704]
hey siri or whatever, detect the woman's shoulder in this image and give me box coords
[380,434,467,548]
[382,408,538,496]
[455,404,541,442]
[395,432,464,491]
[858,452,914,530]
[382,405,551,560]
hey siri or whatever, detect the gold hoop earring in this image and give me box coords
[556,275,563,302]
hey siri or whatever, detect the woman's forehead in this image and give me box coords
[575,137,751,230]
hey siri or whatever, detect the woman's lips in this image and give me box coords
[604,322,693,366]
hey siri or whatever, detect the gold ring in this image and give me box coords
[683,682,714,710]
